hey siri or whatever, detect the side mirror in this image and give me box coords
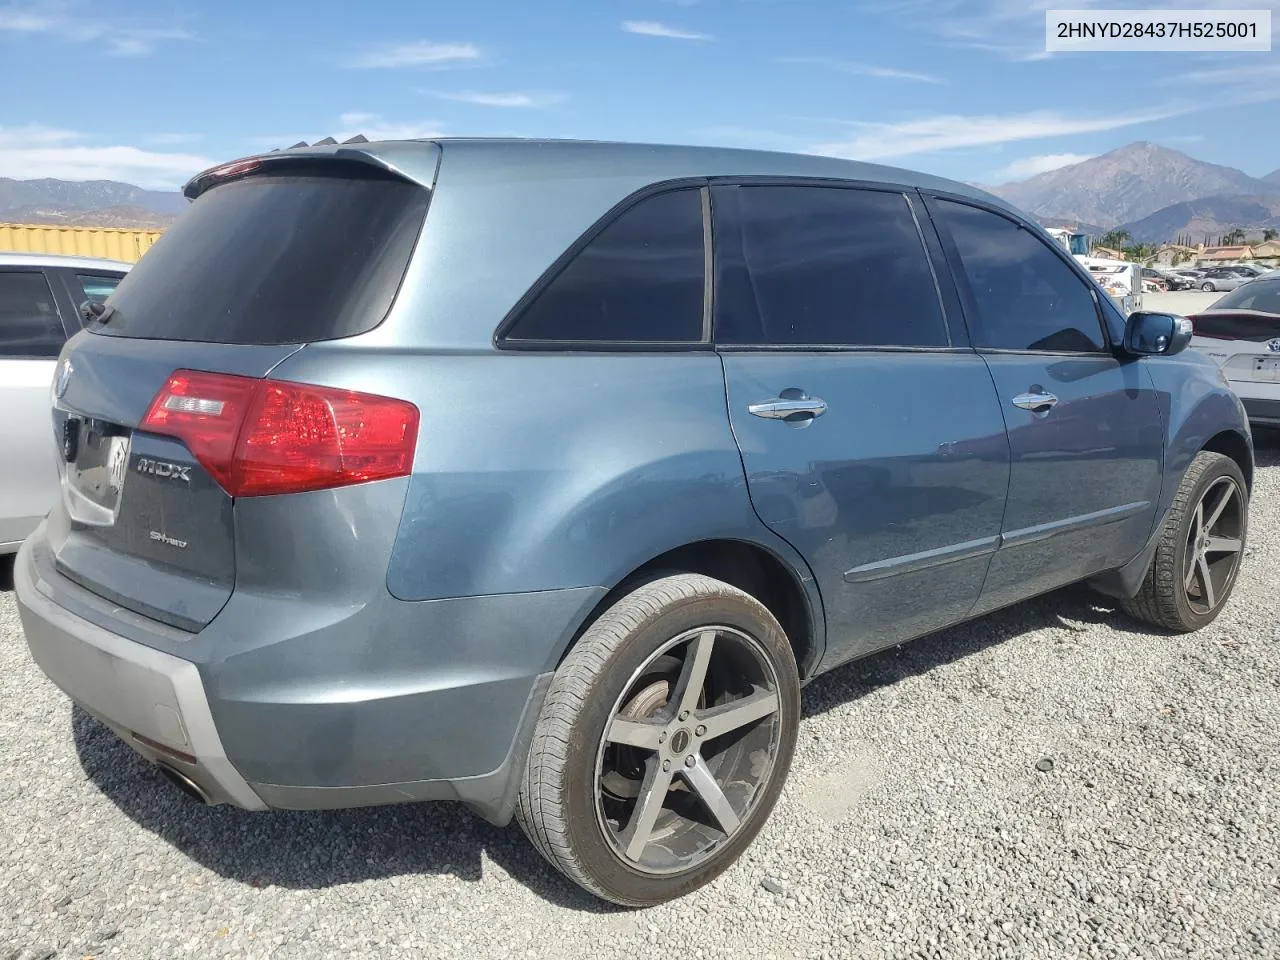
[79,299,106,322]
[1123,311,1193,357]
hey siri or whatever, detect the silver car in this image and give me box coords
[1197,268,1252,292]
[0,253,129,554]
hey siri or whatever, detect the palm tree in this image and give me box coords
[1099,229,1131,249]
[1264,228,1278,242]
[1222,228,1246,246]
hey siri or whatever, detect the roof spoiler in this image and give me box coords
[181,134,385,200]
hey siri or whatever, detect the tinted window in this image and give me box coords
[95,165,429,344]
[0,271,64,358]
[717,186,946,347]
[506,188,704,343]
[76,274,122,304]
[936,200,1105,352]
[1211,279,1280,315]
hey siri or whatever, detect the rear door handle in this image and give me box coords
[1011,391,1059,414]
[748,397,828,420]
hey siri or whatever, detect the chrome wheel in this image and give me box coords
[594,625,783,876]
[1184,475,1245,615]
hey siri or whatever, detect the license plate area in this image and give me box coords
[63,418,131,525]
[1252,357,1280,382]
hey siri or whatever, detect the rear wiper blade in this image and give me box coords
[79,300,117,325]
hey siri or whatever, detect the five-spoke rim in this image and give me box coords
[594,625,783,876]
[1184,475,1245,615]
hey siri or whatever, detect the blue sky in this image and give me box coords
[2,0,1277,190]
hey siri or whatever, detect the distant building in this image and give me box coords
[1153,243,1196,266]
[1090,245,1125,260]
[1250,240,1280,264]
[1196,245,1254,265]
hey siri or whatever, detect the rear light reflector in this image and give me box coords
[142,370,419,497]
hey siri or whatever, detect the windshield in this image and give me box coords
[1211,279,1280,315]
[94,164,428,344]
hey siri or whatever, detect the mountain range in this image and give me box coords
[0,178,187,229]
[984,142,1280,245]
[1,142,1278,244]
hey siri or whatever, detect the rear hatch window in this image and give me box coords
[1193,311,1280,341]
[92,163,429,345]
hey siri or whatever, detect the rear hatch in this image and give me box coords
[1189,308,1280,386]
[48,155,430,631]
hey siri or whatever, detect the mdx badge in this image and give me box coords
[136,458,192,483]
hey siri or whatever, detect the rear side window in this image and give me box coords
[94,165,429,344]
[0,271,64,358]
[715,185,947,347]
[503,188,705,344]
[935,200,1105,353]
[76,274,122,304]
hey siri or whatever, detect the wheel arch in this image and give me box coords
[553,538,826,682]
[1202,428,1254,492]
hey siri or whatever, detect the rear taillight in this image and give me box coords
[142,370,419,497]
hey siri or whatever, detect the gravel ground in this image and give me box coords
[2,435,1278,960]
[1143,291,1221,316]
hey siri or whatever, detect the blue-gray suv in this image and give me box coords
[15,139,1253,906]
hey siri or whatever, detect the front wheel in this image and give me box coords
[515,573,801,906]
[1123,451,1248,632]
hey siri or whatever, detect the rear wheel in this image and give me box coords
[1200,281,1215,291]
[1123,451,1247,632]
[515,573,800,906]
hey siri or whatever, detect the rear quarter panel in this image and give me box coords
[1145,351,1253,505]
[267,346,823,646]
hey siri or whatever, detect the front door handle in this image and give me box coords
[1011,391,1059,414]
[748,397,828,421]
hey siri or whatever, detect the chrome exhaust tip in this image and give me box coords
[157,764,211,805]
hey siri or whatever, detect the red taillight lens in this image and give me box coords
[142,370,419,497]
[142,371,259,493]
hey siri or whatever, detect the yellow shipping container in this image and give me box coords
[0,223,163,263]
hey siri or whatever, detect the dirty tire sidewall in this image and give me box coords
[516,573,800,907]
[1124,451,1248,633]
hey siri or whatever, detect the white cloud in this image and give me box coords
[1180,61,1280,84]
[810,106,1191,161]
[347,40,481,68]
[0,5,191,56]
[431,90,565,108]
[780,56,947,84]
[992,152,1094,181]
[621,20,713,40]
[0,124,213,188]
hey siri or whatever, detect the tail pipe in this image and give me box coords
[157,764,212,805]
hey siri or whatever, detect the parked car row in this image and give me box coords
[4,139,1260,906]
[1162,264,1274,292]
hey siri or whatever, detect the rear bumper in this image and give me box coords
[1240,397,1280,427]
[15,536,266,810]
[16,524,605,823]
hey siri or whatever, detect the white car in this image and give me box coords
[0,253,130,554]
[1188,276,1280,429]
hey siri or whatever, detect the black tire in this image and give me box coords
[1123,451,1248,632]
[515,573,801,906]
[1200,281,1215,292]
